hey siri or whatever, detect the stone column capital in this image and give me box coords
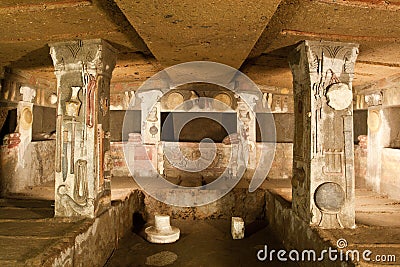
[290,40,359,85]
[49,39,117,78]
[19,86,36,103]
[364,92,383,107]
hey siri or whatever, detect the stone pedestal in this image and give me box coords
[16,101,33,164]
[289,40,358,228]
[145,215,180,244]
[231,217,245,239]
[50,39,117,218]
[15,86,36,164]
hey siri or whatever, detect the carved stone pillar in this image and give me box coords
[133,90,162,176]
[365,92,385,193]
[289,40,358,228]
[237,93,257,170]
[50,39,117,218]
[16,86,36,164]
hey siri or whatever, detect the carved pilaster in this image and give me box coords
[50,39,117,218]
[136,90,162,176]
[236,93,257,170]
[364,90,386,193]
[17,86,35,141]
[289,40,358,229]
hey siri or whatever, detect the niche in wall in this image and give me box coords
[161,112,236,142]
[256,113,293,143]
[0,108,17,142]
[353,110,367,144]
[110,110,141,142]
[384,107,400,149]
[32,106,56,141]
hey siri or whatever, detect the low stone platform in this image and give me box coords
[2,177,399,266]
[0,188,144,266]
[263,181,400,266]
[142,187,266,222]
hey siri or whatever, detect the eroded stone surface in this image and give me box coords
[0,140,55,196]
[143,188,266,221]
[231,217,245,239]
[145,251,178,266]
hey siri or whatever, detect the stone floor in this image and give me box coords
[355,188,400,228]
[0,198,85,266]
[8,176,138,201]
[105,219,299,267]
[260,180,400,265]
[1,177,400,266]
[0,179,137,266]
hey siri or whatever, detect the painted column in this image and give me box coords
[50,39,117,218]
[289,40,358,228]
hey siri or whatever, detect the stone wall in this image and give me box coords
[0,140,55,196]
[32,106,56,140]
[111,142,130,176]
[267,143,293,179]
[163,142,232,186]
[354,145,367,189]
[381,148,400,200]
[110,142,293,181]
[28,190,145,266]
[364,105,400,198]
[264,190,356,267]
[143,188,266,222]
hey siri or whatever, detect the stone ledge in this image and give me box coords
[22,189,144,267]
[264,189,356,267]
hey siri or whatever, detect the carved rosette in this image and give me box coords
[289,40,358,229]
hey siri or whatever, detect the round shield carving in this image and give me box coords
[314,182,345,213]
[214,92,232,110]
[20,107,33,130]
[326,83,352,110]
[367,110,381,132]
[166,92,184,110]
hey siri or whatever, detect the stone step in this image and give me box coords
[0,198,54,209]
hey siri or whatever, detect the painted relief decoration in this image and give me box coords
[289,40,358,229]
[50,39,117,218]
